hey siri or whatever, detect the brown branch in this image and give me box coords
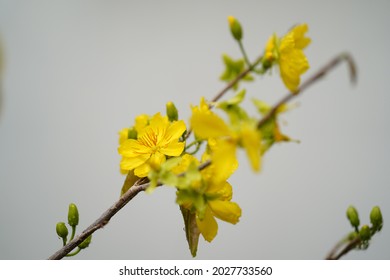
[257,53,357,128]
[48,180,150,260]
[325,236,361,260]
[184,55,263,140]
[48,161,212,260]
[211,56,263,103]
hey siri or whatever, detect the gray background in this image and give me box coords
[0,0,389,259]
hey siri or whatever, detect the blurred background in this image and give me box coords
[0,0,389,259]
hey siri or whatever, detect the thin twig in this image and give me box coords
[257,53,357,128]
[184,55,263,140]
[212,55,263,103]
[48,180,149,260]
[48,161,212,260]
[325,236,361,260]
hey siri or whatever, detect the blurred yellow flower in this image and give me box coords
[175,154,241,243]
[265,24,311,92]
[118,113,186,177]
[190,98,262,172]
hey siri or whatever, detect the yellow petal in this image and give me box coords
[165,120,186,141]
[118,128,129,145]
[118,139,150,157]
[265,33,278,61]
[134,162,151,177]
[120,154,150,171]
[196,207,218,242]
[160,141,185,156]
[208,200,241,224]
[280,49,309,92]
[207,181,233,201]
[148,113,169,144]
[291,24,311,49]
[240,126,262,172]
[135,114,150,136]
[210,139,238,183]
[148,151,166,168]
[190,110,231,139]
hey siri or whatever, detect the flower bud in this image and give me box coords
[346,205,360,228]
[359,225,371,241]
[347,231,359,241]
[56,222,68,239]
[166,101,178,122]
[370,206,383,231]
[128,127,138,139]
[227,16,243,41]
[68,203,79,227]
[78,234,92,249]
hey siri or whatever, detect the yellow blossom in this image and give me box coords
[265,24,311,92]
[118,113,186,177]
[175,154,241,242]
[190,98,262,172]
[118,128,130,175]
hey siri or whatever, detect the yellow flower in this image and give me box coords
[265,24,311,92]
[196,182,241,242]
[175,154,241,242]
[118,128,130,175]
[190,98,262,172]
[118,113,186,177]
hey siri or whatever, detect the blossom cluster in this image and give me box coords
[117,19,311,256]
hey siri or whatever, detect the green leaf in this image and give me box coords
[252,98,271,115]
[220,54,253,90]
[217,89,246,108]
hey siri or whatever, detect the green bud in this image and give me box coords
[56,222,68,239]
[68,203,79,227]
[166,101,178,122]
[262,58,272,70]
[346,205,360,228]
[78,234,92,249]
[370,206,383,231]
[347,231,359,241]
[359,225,371,241]
[128,127,138,139]
[227,16,243,41]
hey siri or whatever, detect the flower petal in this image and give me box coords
[120,154,150,171]
[209,139,238,183]
[240,126,262,172]
[190,110,231,139]
[208,200,241,224]
[118,139,150,157]
[196,207,218,242]
[160,141,185,157]
[165,120,186,141]
[207,181,233,201]
[134,162,151,178]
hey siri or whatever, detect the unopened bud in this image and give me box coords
[166,101,178,122]
[68,203,79,227]
[227,16,243,41]
[78,234,92,249]
[128,127,138,139]
[346,205,360,228]
[347,231,359,241]
[56,222,68,239]
[370,206,383,231]
[359,225,371,241]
